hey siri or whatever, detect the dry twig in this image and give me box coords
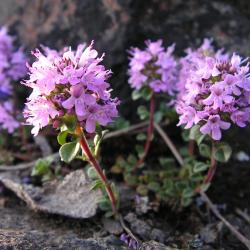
[104,121,149,139]
[200,191,250,250]
[154,123,184,166]
[0,153,60,171]
[236,208,250,225]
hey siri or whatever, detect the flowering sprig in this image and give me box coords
[176,39,250,141]
[175,39,250,190]
[128,40,177,169]
[23,42,119,136]
[128,39,176,94]
[0,27,26,133]
[23,42,120,214]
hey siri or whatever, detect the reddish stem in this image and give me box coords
[78,129,117,215]
[188,140,195,156]
[204,142,217,185]
[134,94,155,169]
[196,142,217,193]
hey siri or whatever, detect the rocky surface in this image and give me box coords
[0,170,101,219]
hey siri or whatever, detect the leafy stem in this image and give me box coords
[76,126,118,215]
[134,93,155,170]
[203,141,217,185]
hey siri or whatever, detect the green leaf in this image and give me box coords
[148,182,160,192]
[94,134,101,147]
[127,154,137,165]
[179,147,189,157]
[182,196,192,207]
[98,197,112,211]
[93,130,108,156]
[214,142,232,163]
[31,159,51,176]
[124,174,138,186]
[57,130,69,145]
[104,211,114,218]
[199,143,211,158]
[136,184,148,196]
[62,114,77,133]
[175,181,188,192]
[182,129,190,142]
[141,87,153,101]
[132,90,142,100]
[136,133,146,141]
[189,125,200,140]
[135,144,145,158]
[159,157,175,168]
[163,179,174,192]
[59,141,80,163]
[87,166,98,180]
[90,179,104,190]
[200,183,211,192]
[182,187,194,198]
[137,105,149,120]
[41,173,53,182]
[189,125,206,145]
[193,162,209,173]
[154,111,163,123]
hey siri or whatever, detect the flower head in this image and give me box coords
[0,27,27,133]
[23,42,119,135]
[176,39,250,140]
[128,40,177,94]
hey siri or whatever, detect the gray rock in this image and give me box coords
[102,218,123,235]
[139,241,179,250]
[150,228,168,243]
[0,170,101,219]
[200,224,217,244]
[0,229,123,250]
[124,213,151,240]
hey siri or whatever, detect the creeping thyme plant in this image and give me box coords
[128,40,177,168]
[23,42,120,215]
[111,39,250,209]
[0,27,26,134]
[0,27,26,161]
[21,36,250,217]
[176,38,250,193]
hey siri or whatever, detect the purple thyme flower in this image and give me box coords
[0,102,19,133]
[128,40,177,95]
[0,27,27,133]
[120,233,139,250]
[200,115,230,140]
[176,39,250,140]
[23,41,119,135]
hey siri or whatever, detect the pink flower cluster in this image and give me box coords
[0,27,26,133]
[128,40,177,94]
[23,42,119,136]
[176,39,250,140]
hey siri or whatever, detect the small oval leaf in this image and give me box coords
[193,162,209,173]
[214,143,232,163]
[59,141,80,163]
[57,130,69,145]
